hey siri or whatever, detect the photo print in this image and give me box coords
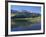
[5,1,45,36]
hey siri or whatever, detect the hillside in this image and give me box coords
[11,10,41,19]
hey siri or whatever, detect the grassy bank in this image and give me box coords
[12,16,41,23]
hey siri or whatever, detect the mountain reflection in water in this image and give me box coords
[11,20,41,31]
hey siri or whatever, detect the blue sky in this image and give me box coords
[11,5,41,14]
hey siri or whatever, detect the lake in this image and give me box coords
[11,22,41,31]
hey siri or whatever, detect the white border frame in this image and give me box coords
[8,2,43,35]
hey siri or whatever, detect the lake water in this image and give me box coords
[11,22,41,31]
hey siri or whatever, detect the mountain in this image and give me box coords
[11,10,41,19]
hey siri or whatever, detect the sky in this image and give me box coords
[11,5,41,14]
